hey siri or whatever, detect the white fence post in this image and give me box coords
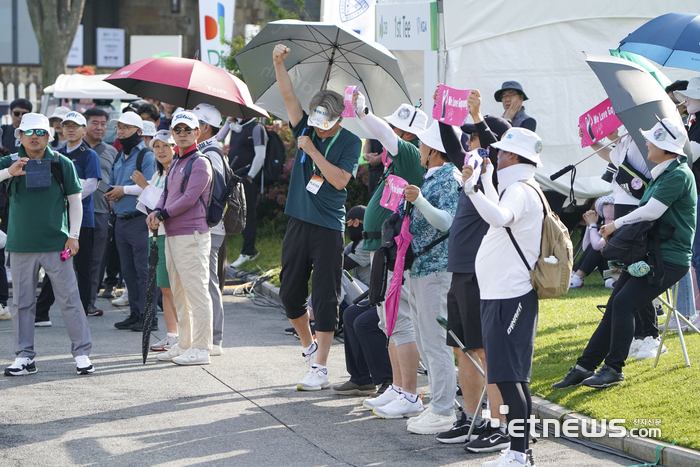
[0,82,4,101]
[29,83,37,108]
[6,83,15,102]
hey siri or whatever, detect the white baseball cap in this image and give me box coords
[149,130,176,148]
[491,127,543,167]
[640,118,688,155]
[171,111,199,129]
[110,112,144,130]
[308,106,340,130]
[14,113,54,142]
[191,103,222,128]
[384,104,428,134]
[142,121,157,137]
[415,120,446,153]
[62,111,87,126]
[48,106,71,122]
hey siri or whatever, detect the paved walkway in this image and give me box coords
[0,294,639,466]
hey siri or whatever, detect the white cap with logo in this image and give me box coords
[110,112,144,130]
[62,111,87,126]
[640,118,688,155]
[14,113,54,142]
[149,130,176,148]
[171,111,200,129]
[307,106,340,130]
[385,104,428,134]
[191,103,222,128]
[491,127,543,167]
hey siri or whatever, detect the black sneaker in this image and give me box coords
[4,357,37,376]
[464,424,510,453]
[86,305,104,317]
[582,364,624,388]
[129,320,158,332]
[374,380,392,396]
[552,365,594,389]
[436,412,484,444]
[284,326,295,335]
[114,316,139,330]
[99,285,115,299]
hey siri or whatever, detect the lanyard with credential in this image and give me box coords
[310,129,342,176]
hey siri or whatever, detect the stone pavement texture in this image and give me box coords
[0,294,640,466]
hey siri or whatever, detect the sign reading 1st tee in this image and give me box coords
[375,2,437,51]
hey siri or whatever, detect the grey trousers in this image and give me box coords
[210,233,225,345]
[89,212,111,308]
[11,251,92,359]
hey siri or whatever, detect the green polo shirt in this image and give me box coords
[639,156,697,266]
[285,112,361,231]
[0,146,82,253]
[362,137,425,251]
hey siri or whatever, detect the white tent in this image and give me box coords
[443,1,699,198]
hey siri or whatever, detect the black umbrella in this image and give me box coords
[142,229,160,364]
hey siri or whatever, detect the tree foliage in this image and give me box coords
[27,0,87,88]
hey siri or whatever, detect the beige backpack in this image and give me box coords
[505,181,573,299]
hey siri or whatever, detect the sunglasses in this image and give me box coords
[172,127,194,134]
[22,129,48,137]
[13,110,29,117]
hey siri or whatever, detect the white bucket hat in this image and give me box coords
[62,111,87,126]
[384,104,428,134]
[110,112,143,130]
[640,118,688,155]
[171,111,199,129]
[141,121,157,137]
[491,127,543,167]
[14,113,53,142]
[149,130,176,148]
[415,120,445,153]
[673,76,700,101]
[307,106,340,130]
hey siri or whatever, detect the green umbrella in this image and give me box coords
[609,49,672,89]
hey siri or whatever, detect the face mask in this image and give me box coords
[686,98,700,116]
[347,223,363,243]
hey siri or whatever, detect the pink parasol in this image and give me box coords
[384,213,412,337]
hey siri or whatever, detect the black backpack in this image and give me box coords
[262,129,286,185]
[202,146,247,235]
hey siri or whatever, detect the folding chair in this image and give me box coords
[654,281,700,368]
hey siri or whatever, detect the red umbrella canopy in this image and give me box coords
[105,57,269,119]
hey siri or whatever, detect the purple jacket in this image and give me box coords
[156,146,212,237]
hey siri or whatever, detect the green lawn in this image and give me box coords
[228,228,700,449]
[533,273,700,450]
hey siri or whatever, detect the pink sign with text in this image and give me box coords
[579,98,622,147]
[433,84,471,126]
[342,85,359,118]
[380,175,408,213]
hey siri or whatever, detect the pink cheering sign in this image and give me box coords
[433,84,471,126]
[579,98,622,148]
[380,175,408,213]
[342,85,359,118]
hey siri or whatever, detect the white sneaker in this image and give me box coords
[0,305,11,321]
[569,273,583,288]
[297,366,330,391]
[407,410,456,434]
[373,394,423,419]
[156,343,185,361]
[34,321,52,327]
[111,290,129,307]
[604,278,616,289]
[636,337,667,360]
[172,347,210,365]
[75,355,94,375]
[482,450,528,467]
[363,384,400,410]
[302,340,318,370]
[210,344,223,356]
[407,403,431,425]
[662,315,690,332]
[627,338,644,359]
[231,253,260,268]
[4,357,37,376]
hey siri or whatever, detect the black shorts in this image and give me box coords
[446,273,483,350]
[481,290,538,384]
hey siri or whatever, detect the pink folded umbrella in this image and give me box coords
[104,57,268,119]
[384,214,412,337]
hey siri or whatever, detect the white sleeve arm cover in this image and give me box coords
[614,198,669,229]
[412,193,454,231]
[81,178,98,199]
[123,185,144,196]
[67,193,83,238]
[0,169,11,182]
[248,145,266,179]
[468,190,515,227]
[481,165,498,202]
[216,120,230,142]
[356,111,399,155]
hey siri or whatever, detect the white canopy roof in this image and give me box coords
[44,74,138,100]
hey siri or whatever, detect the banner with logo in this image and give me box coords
[432,84,471,126]
[321,0,376,43]
[198,0,235,68]
[380,175,408,213]
[579,98,622,148]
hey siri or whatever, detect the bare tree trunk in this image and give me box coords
[27,0,87,89]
